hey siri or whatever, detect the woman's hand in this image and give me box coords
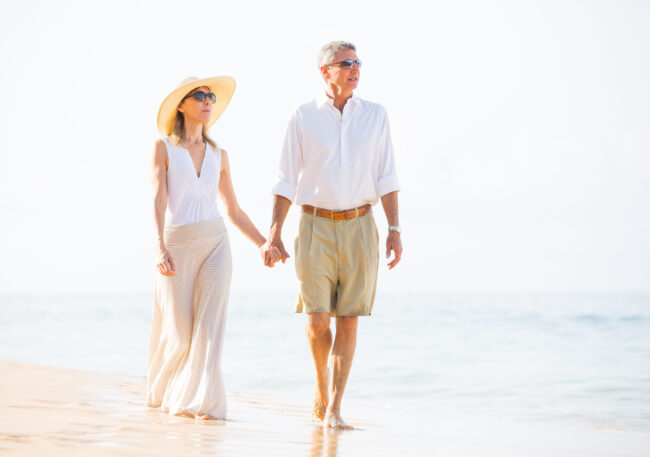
[157,245,176,276]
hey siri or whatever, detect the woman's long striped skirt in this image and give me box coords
[146,217,232,419]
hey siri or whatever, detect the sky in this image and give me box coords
[0,0,648,295]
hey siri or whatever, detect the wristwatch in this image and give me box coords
[389,225,401,234]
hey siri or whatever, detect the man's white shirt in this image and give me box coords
[272,93,400,210]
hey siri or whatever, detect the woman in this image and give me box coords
[147,76,277,420]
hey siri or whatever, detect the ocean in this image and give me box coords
[1,291,649,435]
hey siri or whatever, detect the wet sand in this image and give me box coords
[2,360,649,457]
[0,360,374,457]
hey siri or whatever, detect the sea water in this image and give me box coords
[1,292,649,434]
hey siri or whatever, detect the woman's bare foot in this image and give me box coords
[324,412,353,430]
[175,409,219,420]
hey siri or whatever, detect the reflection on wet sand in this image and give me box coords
[309,425,341,457]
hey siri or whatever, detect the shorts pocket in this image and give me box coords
[358,215,379,291]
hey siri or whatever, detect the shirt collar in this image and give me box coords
[316,92,360,109]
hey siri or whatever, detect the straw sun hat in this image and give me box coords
[156,76,236,137]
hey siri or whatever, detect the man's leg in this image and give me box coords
[325,315,358,429]
[306,312,332,420]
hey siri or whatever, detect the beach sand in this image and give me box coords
[1,360,381,457]
[2,359,649,457]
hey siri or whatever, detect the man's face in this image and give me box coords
[322,48,360,91]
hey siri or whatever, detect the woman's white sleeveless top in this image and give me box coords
[163,137,222,226]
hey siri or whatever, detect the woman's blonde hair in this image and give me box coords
[168,110,217,149]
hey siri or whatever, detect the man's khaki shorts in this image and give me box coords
[294,211,379,316]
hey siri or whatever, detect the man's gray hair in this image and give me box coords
[317,41,356,69]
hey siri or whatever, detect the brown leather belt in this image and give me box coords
[302,204,371,221]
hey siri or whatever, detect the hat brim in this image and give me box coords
[156,76,236,137]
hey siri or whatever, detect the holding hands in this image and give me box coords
[262,196,292,268]
[261,236,290,267]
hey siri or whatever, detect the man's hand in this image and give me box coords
[263,195,293,268]
[386,231,402,269]
[380,191,401,269]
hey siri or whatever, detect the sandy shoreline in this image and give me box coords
[0,360,376,457]
[2,360,649,457]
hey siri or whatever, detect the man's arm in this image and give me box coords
[264,109,302,267]
[265,195,292,266]
[380,191,402,269]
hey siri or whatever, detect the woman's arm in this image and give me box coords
[218,149,267,246]
[152,139,175,276]
[218,149,280,265]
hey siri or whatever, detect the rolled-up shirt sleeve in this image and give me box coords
[376,108,401,197]
[271,110,302,202]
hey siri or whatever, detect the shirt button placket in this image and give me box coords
[342,106,352,210]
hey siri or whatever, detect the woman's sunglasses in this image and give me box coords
[327,59,362,69]
[183,91,217,104]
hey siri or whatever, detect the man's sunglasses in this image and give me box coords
[327,59,362,69]
[183,91,217,104]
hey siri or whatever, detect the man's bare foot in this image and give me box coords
[325,412,353,430]
[313,397,327,420]
[313,368,329,420]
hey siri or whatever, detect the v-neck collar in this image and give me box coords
[182,141,208,179]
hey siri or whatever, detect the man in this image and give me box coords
[266,41,402,429]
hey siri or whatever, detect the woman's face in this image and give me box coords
[177,86,213,124]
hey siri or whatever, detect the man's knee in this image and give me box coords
[307,312,331,335]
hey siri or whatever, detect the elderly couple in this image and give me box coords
[146,41,402,429]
